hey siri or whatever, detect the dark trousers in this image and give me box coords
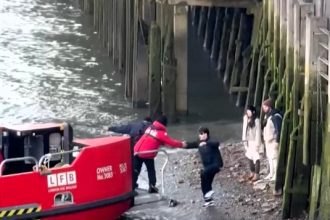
[201,165,219,196]
[248,159,260,174]
[133,155,156,187]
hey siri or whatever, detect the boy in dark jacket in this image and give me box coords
[186,127,223,207]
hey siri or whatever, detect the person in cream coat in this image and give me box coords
[262,99,282,181]
[242,105,262,182]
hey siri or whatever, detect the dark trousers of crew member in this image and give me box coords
[201,165,219,196]
[133,155,156,188]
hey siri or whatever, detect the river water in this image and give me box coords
[0,0,147,138]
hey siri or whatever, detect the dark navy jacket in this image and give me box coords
[186,139,223,172]
[268,109,283,143]
[108,120,151,144]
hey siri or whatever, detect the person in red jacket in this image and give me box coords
[133,115,186,193]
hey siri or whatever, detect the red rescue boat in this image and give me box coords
[0,122,134,219]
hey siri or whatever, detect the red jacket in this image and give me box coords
[134,121,183,158]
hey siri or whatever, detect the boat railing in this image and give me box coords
[134,149,169,197]
[0,156,38,176]
[38,148,81,169]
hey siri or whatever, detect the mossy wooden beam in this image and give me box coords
[148,22,162,118]
[223,8,241,88]
[125,0,134,98]
[197,7,208,40]
[210,8,224,62]
[203,7,216,52]
[162,5,177,123]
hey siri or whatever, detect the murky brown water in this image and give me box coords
[0,0,147,138]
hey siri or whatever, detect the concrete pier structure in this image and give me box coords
[78,0,330,218]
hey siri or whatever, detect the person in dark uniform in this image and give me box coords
[185,127,223,207]
[106,116,152,146]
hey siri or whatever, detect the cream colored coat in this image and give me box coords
[263,116,279,159]
[242,115,262,163]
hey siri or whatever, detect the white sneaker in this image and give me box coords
[204,190,215,199]
[203,200,215,207]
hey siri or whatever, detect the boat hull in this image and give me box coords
[0,124,134,220]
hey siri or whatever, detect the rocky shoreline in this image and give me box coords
[121,120,307,220]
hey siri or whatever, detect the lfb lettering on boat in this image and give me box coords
[47,171,77,188]
[96,165,113,180]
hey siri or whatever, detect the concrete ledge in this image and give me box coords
[158,0,259,8]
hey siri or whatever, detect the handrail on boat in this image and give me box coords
[38,148,81,168]
[134,149,169,197]
[0,156,38,176]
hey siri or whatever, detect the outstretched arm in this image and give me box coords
[185,141,199,149]
[108,124,131,135]
[156,132,184,148]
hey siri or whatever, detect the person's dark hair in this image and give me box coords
[198,126,209,137]
[156,115,168,126]
[246,105,257,128]
[144,116,152,122]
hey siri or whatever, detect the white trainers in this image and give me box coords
[204,190,215,200]
[203,200,215,207]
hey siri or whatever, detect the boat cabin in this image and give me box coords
[0,123,74,175]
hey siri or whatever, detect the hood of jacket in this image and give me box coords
[152,121,166,131]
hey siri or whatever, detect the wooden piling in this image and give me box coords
[162,4,177,123]
[282,2,314,218]
[191,6,201,27]
[304,17,327,166]
[93,0,99,31]
[203,7,216,52]
[304,16,328,220]
[236,46,252,107]
[118,0,126,73]
[273,0,280,81]
[148,22,162,118]
[285,0,295,110]
[274,0,296,198]
[197,7,208,40]
[229,12,246,94]
[282,103,298,219]
[254,53,265,107]
[102,0,108,48]
[246,47,259,107]
[216,8,233,77]
[83,0,94,14]
[210,8,224,62]
[125,0,133,98]
[223,9,241,88]
[107,0,113,56]
[319,126,330,219]
[277,0,287,97]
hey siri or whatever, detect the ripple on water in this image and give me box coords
[0,0,147,137]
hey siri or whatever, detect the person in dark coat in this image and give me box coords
[107,116,152,146]
[185,127,223,207]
